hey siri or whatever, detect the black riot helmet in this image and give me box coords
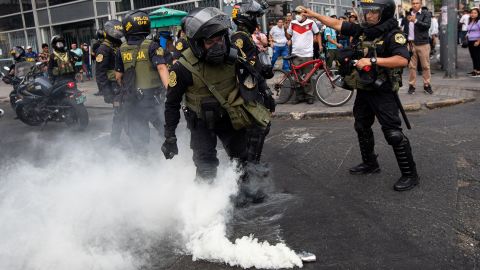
[51,35,67,52]
[356,0,396,28]
[122,10,150,37]
[10,46,25,62]
[182,7,232,60]
[232,0,268,33]
[103,19,124,44]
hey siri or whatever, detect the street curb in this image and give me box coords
[425,97,476,109]
[272,98,475,120]
[85,105,112,110]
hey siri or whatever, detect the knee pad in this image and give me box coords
[384,129,405,146]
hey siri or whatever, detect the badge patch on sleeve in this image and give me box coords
[176,42,183,51]
[395,33,406,45]
[96,54,104,63]
[235,38,243,49]
[168,71,177,87]
[156,47,164,56]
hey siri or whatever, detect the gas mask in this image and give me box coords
[56,42,64,49]
[205,42,227,65]
[295,14,303,22]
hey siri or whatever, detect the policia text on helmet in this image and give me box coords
[297,1,420,192]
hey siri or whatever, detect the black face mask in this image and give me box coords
[204,42,227,64]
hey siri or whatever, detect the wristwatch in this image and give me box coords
[370,57,377,66]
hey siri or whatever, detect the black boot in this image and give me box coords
[392,138,419,191]
[349,130,380,175]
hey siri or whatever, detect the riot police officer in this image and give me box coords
[115,10,170,155]
[8,46,26,76]
[231,0,276,164]
[92,29,105,96]
[95,20,125,145]
[10,46,26,64]
[161,7,249,181]
[48,35,79,83]
[300,0,419,191]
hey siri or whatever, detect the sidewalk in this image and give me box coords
[274,44,479,119]
[0,46,478,119]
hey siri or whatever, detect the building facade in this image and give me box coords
[0,0,220,63]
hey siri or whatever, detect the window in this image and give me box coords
[9,31,27,50]
[198,0,219,8]
[38,9,49,25]
[0,15,23,31]
[49,0,78,6]
[26,29,38,52]
[24,12,35,28]
[115,0,131,12]
[0,32,10,59]
[21,0,32,11]
[0,0,20,16]
[35,0,48,9]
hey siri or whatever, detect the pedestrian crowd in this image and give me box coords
[9,42,94,82]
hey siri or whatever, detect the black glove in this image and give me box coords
[266,94,276,113]
[161,136,178,159]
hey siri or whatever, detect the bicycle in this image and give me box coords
[266,55,354,107]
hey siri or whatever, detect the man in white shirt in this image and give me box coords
[269,19,290,71]
[459,10,470,45]
[287,9,322,104]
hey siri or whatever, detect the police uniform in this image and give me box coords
[231,30,275,163]
[115,35,166,153]
[172,38,189,60]
[164,47,247,179]
[340,19,419,191]
[96,39,124,143]
[48,50,77,82]
[96,40,117,98]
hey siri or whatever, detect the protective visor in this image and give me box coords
[184,7,231,40]
[356,4,384,27]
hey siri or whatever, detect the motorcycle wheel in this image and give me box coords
[63,99,89,131]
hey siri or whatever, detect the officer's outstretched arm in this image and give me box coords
[298,6,342,32]
[376,55,408,68]
[355,55,408,70]
[157,64,169,89]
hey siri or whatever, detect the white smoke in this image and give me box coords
[0,131,303,269]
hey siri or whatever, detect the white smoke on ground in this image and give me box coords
[0,133,302,269]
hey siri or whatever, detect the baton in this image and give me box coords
[393,91,411,130]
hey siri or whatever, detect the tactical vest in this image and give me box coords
[52,51,75,76]
[120,39,162,89]
[344,31,403,92]
[101,40,117,82]
[179,48,237,115]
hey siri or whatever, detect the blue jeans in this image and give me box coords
[271,45,290,71]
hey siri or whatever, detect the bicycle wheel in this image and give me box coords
[266,69,294,104]
[314,69,354,107]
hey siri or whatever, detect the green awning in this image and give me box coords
[149,7,188,28]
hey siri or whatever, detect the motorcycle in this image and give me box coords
[1,62,89,131]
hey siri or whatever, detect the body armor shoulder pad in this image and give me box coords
[181,48,200,66]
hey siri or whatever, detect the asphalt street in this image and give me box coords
[0,99,479,269]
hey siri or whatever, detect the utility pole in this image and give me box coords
[440,0,458,78]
